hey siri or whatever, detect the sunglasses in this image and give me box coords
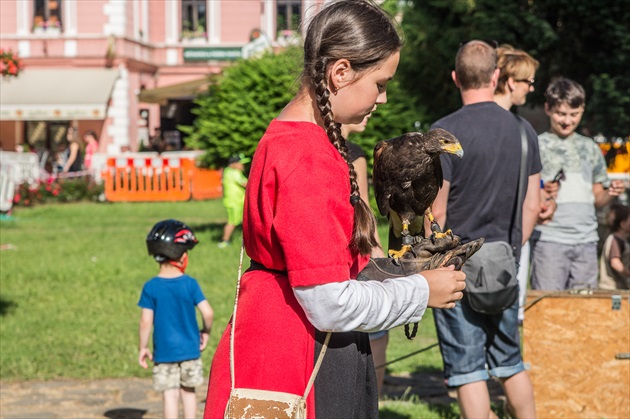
[459,39,499,49]
[515,78,535,87]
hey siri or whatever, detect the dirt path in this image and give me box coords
[0,377,192,419]
[0,373,504,418]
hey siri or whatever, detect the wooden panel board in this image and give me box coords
[523,290,630,418]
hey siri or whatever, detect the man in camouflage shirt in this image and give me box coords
[531,78,626,290]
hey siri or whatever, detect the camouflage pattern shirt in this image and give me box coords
[535,131,609,244]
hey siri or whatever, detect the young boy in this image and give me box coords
[138,219,214,419]
[218,153,249,248]
[531,78,626,290]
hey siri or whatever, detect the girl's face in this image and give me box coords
[330,51,400,125]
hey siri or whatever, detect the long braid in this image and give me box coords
[312,58,378,256]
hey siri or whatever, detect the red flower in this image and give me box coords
[13,193,21,203]
[1,49,23,79]
[52,190,59,196]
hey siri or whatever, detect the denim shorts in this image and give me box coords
[368,330,388,340]
[432,296,525,387]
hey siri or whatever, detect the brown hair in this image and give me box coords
[302,0,401,255]
[455,40,497,90]
[83,130,99,141]
[495,44,540,95]
[609,203,630,232]
[544,77,586,109]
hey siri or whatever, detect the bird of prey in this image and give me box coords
[373,128,463,259]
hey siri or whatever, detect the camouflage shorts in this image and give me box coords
[152,358,203,391]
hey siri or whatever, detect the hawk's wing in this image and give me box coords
[373,140,393,217]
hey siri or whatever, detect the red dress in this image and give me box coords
[204,120,375,418]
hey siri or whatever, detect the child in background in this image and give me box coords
[138,219,214,419]
[531,78,625,290]
[342,120,389,399]
[600,203,630,289]
[218,153,249,248]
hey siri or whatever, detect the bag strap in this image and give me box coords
[510,115,529,253]
[229,243,331,399]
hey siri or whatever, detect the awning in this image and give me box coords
[0,68,119,121]
[138,77,211,104]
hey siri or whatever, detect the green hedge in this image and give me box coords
[180,47,428,169]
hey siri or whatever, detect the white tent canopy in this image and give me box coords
[0,68,119,121]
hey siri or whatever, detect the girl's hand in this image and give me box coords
[422,266,466,309]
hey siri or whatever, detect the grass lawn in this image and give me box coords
[0,200,488,417]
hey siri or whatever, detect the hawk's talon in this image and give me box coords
[388,245,412,260]
[433,229,453,239]
[430,229,453,245]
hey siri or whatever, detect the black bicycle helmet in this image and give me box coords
[146,219,198,262]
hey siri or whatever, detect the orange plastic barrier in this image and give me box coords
[191,167,223,200]
[103,156,193,202]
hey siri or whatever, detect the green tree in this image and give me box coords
[180,48,302,168]
[181,46,426,168]
[398,0,629,137]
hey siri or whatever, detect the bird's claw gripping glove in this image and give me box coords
[357,236,485,282]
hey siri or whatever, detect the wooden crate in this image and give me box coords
[523,290,630,418]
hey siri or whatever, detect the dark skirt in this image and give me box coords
[314,330,379,418]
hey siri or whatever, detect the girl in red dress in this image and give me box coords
[204,1,466,417]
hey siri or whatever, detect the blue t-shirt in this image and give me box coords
[138,274,206,363]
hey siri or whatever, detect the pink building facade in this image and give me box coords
[0,0,324,165]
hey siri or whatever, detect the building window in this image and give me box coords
[276,0,301,38]
[33,0,63,33]
[181,0,206,41]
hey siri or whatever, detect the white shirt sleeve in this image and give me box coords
[293,274,429,333]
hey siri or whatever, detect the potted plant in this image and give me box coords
[0,49,23,79]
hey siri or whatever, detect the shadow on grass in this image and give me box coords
[104,408,147,419]
[0,295,18,316]
[379,408,413,419]
[426,403,461,418]
[382,365,508,419]
[189,222,231,242]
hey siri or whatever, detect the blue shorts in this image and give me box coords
[433,296,525,387]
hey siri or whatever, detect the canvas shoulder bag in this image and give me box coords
[224,245,331,419]
[462,116,527,314]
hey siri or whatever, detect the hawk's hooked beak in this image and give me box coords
[442,142,464,158]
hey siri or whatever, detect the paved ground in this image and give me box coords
[0,372,505,418]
